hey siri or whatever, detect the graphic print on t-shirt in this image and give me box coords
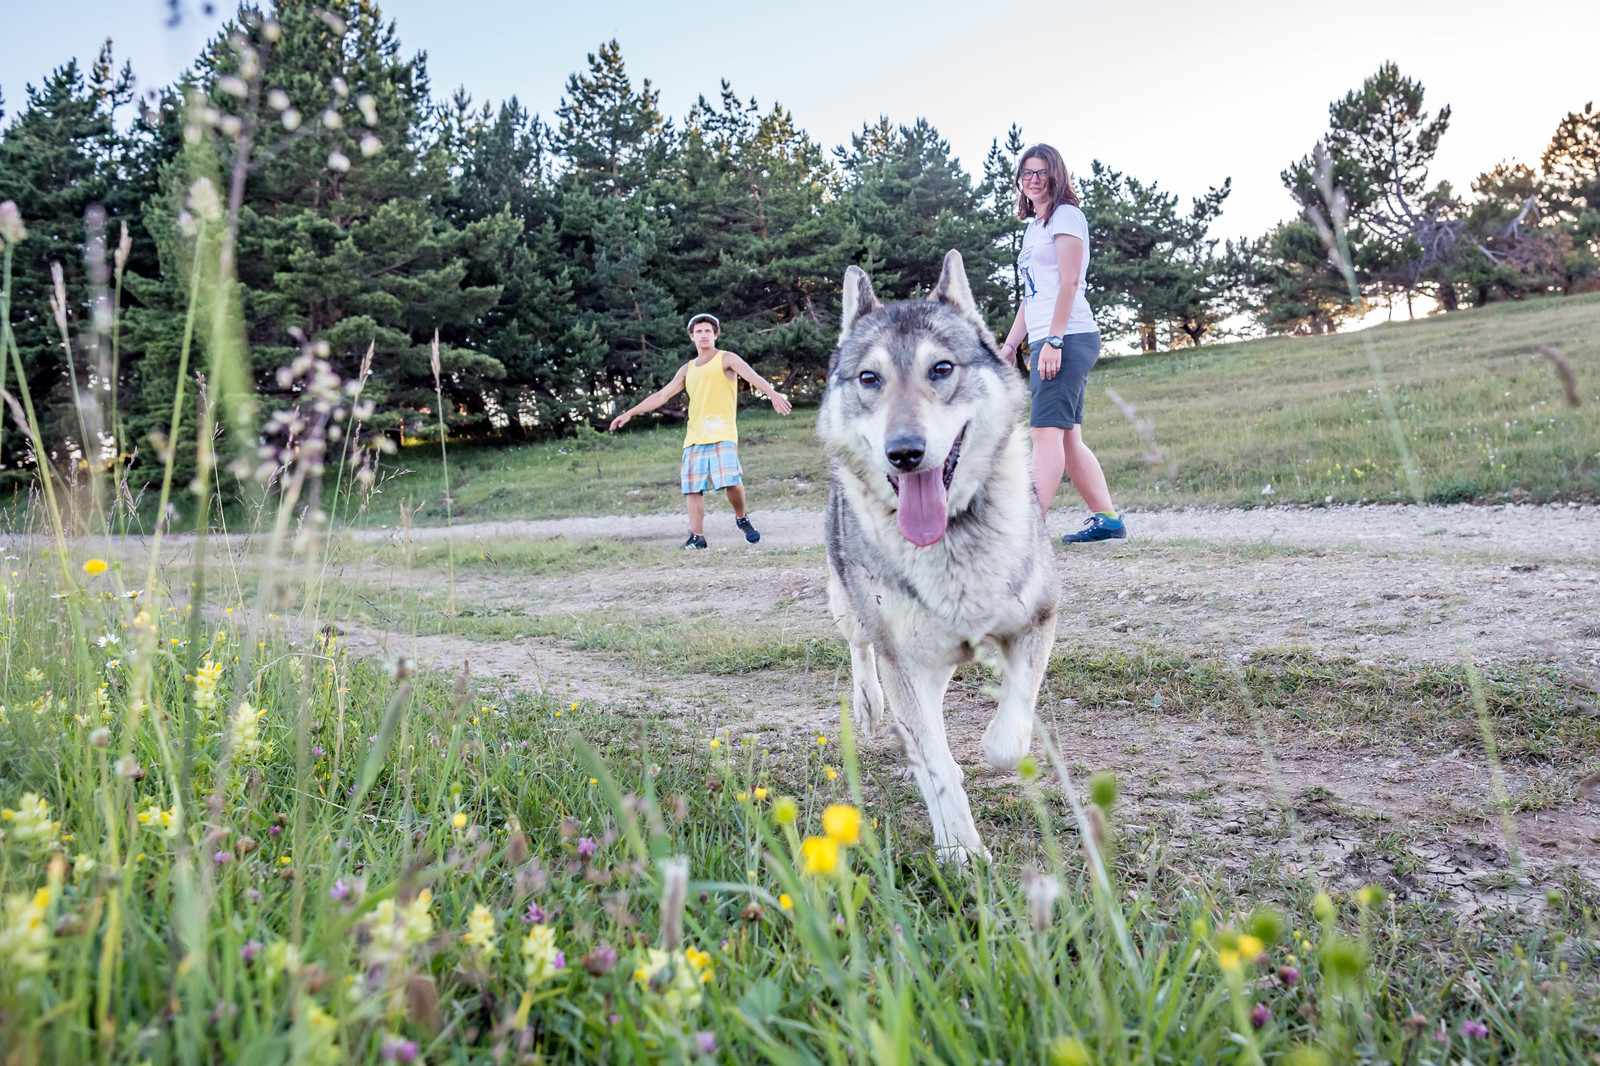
[1019,203,1096,340]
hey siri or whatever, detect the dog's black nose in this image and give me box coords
[885,436,925,471]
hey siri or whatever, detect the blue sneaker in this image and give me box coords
[1061,514,1127,544]
[735,516,761,543]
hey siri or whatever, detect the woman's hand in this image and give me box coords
[1038,346,1061,380]
[998,340,1017,364]
[608,410,633,432]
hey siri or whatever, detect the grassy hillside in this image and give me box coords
[307,294,1600,526]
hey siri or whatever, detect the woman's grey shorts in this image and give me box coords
[1028,331,1101,428]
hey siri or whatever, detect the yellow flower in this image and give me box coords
[292,998,339,1066]
[73,854,97,880]
[822,804,862,847]
[753,787,768,800]
[2,793,60,847]
[816,735,827,746]
[1237,934,1265,960]
[825,766,838,781]
[84,558,107,575]
[772,797,797,826]
[228,702,264,760]
[569,701,579,711]
[684,945,714,984]
[735,791,748,802]
[778,893,793,911]
[709,738,720,750]
[452,812,468,830]
[461,903,497,958]
[588,777,598,787]
[192,659,225,712]
[522,923,563,984]
[633,947,703,1012]
[801,835,840,876]
[1217,949,1241,972]
[0,885,55,983]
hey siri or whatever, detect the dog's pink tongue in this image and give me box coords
[896,467,949,546]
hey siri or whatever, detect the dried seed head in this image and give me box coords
[49,262,68,336]
[115,221,132,276]
[0,201,26,244]
[430,331,442,389]
[188,177,223,222]
[1021,868,1060,933]
[657,856,688,952]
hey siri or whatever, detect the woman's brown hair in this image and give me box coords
[1014,143,1079,221]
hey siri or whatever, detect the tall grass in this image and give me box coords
[0,55,1595,1066]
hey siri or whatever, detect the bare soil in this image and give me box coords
[318,503,1600,910]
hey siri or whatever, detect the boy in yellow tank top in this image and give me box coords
[608,314,793,549]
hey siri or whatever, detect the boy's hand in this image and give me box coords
[770,392,793,416]
[608,411,632,432]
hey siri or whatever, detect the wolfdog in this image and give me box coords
[818,250,1061,862]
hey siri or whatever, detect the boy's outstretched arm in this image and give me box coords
[609,364,688,431]
[722,353,794,415]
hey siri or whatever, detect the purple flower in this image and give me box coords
[311,722,321,730]
[214,850,231,865]
[523,902,547,924]
[1276,965,1299,986]
[246,888,262,903]
[583,943,618,976]
[312,746,325,758]
[330,879,351,901]
[240,939,262,962]
[1458,1020,1489,1040]
[381,1035,419,1062]
[1250,1004,1271,1030]
[552,950,566,971]
[268,825,282,837]
[694,1030,718,1055]
[577,836,597,858]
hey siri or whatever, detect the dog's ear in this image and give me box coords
[840,265,881,344]
[929,249,979,321]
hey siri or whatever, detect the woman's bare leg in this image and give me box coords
[1061,425,1114,514]
[1030,427,1067,515]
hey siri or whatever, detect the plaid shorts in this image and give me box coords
[680,441,742,494]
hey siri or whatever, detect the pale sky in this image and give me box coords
[6,0,1598,241]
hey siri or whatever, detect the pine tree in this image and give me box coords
[0,42,135,481]
[1540,102,1600,287]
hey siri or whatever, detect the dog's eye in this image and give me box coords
[858,370,880,388]
[930,360,954,379]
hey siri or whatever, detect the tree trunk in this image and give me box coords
[1437,283,1458,312]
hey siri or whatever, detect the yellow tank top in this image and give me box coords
[684,351,738,447]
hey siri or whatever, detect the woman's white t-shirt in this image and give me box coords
[1019,203,1096,340]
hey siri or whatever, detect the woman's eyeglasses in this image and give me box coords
[1016,168,1049,182]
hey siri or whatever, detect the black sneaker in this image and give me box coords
[735,516,760,543]
[1061,514,1127,544]
[682,533,708,550]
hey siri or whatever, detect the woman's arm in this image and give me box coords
[723,353,794,415]
[1038,233,1086,380]
[608,364,688,431]
[997,303,1027,365]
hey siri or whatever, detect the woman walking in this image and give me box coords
[995,143,1125,543]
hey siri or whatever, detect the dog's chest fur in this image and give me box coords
[826,428,1057,662]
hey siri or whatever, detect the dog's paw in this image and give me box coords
[980,716,1032,770]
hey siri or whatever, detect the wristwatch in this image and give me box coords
[1042,336,1065,350]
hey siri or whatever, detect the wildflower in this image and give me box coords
[577,836,598,858]
[0,886,54,983]
[240,939,262,962]
[1277,965,1300,986]
[773,797,797,825]
[1251,1003,1271,1029]
[735,791,748,802]
[1458,1020,1489,1040]
[0,200,27,244]
[522,901,547,924]
[822,804,862,846]
[825,766,838,781]
[452,812,468,830]
[694,1031,717,1055]
[778,893,793,911]
[569,701,578,711]
[817,735,827,746]
[632,947,706,1013]
[291,998,339,1066]
[73,854,96,880]
[753,787,767,800]
[228,702,264,760]
[214,850,231,865]
[89,727,110,748]
[1048,1037,1091,1066]
[685,945,714,984]
[95,633,120,648]
[1237,934,1265,961]
[84,558,108,575]
[461,903,497,959]
[582,942,618,976]
[105,659,121,672]
[365,890,434,966]
[1021,869,1060,933]
[24,668,44,683]
[800,836,840,876]
[522,923,565,984]
[192,659,225,712]
[1217,949,1241,972]
[381,1034,419,1063]
[2,793,60,847]
[709,738,720,750]
[329,880,351,901]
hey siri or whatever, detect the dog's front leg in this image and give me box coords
[827,569,885,735]
[983,610,1058,770]
[879,654,987,864]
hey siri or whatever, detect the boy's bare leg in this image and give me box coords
[725,484,747,519]
[686,492,705,535]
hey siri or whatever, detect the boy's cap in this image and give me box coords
[686,313,720,331]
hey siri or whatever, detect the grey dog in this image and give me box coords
[818,250,1061,863]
